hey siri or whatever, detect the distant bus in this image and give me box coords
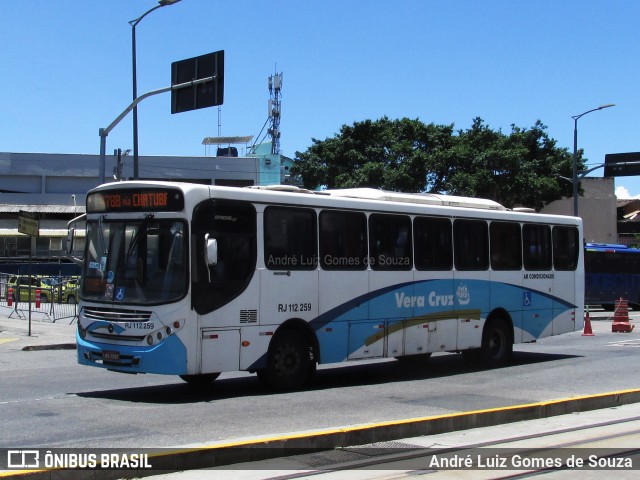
[585,243,640,310]
[70,182,584,390]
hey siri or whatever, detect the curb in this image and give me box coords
[4,388,640,479]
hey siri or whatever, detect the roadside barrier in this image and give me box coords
[0,273,79,324]
[1,298,78,323]
[612,297,634,333]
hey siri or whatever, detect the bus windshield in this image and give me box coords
[81,219,188,304]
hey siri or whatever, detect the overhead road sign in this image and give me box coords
[171,50,224,114]
[604,152,640,177]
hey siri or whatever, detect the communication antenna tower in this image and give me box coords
[268,72,283,155]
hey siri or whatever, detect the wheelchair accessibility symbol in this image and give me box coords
[115,287,125,301]
[523,290,532,307]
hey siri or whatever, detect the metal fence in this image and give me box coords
[0,273,78,323]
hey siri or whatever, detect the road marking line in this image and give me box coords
[607,339,640,347]
[0,338,19,345]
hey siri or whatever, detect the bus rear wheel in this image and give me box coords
[261,329,314,391]
[480,318,512,367]
[179,373,220,386]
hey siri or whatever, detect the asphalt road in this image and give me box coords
[1,313,639,450]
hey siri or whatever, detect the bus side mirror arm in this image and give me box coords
[66,213,86,266]
[204,234,218,283]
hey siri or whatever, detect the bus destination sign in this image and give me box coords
[87,188,185,213]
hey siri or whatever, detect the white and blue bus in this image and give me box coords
[71,182,584,390]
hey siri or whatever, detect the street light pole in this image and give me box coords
[130,0,182,180]
[571,103,615,217]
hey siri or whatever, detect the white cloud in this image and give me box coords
[616,186,640,199]
[616,186,632,199]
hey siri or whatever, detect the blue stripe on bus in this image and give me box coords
[310,279,574,330]
[308,279,575,364]
[76,333,188,375]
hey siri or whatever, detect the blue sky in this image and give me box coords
[1,1,639,197]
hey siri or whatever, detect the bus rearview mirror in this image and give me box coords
[66,228,75,254]
[205,234,218,266]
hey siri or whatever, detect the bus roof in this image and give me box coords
[91,182,581,224]
[250,186,507,211]
[322,188,507,211]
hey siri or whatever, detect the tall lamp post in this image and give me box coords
[572,103,615,217]
[130,0,182,180]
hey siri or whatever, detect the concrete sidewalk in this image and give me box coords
[0,305,76,351]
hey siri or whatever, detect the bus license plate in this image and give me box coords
[103,350,120,361]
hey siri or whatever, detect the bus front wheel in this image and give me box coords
[261,329,315,391]
[480,318,512,367]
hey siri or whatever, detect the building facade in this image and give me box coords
[541,177,617,244]
[0,149,294,263]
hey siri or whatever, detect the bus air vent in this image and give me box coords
[240,309,258,323]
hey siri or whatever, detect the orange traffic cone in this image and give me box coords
[582,306,594,336]
[612,297,634,333]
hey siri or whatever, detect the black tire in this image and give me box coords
[255,368,269,385]
[480,318,512,367]
[66,295,76,304]
[461,349,482,365]
[263,329,314,391]
[179,373,220,386]
[39,293,49,304]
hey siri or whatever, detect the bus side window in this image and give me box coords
[454,219,489,271]
[319,210,367,270]
[490,221,522,270]
[523,224,552,271]
[414,217,452,271]
[553,226,579,271]
[264,206,317,270]
[368,213,412,271]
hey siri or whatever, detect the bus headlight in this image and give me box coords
[146,335,154,345]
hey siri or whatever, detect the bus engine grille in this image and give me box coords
[82,307,152,323]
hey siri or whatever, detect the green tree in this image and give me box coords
[292,117,454,192]
[291,116,581,210]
